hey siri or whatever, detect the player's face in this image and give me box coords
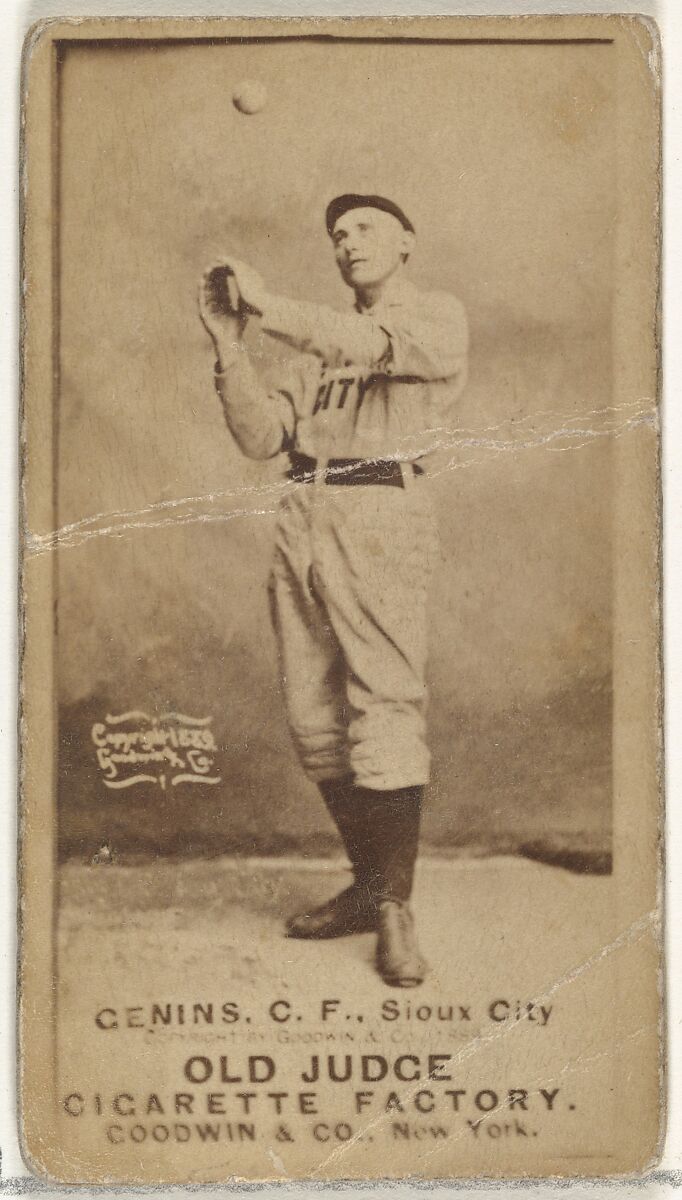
[331,208,413,291]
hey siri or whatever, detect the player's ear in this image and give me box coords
[400,229,415,263]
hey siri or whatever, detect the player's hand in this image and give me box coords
[216,257,268,317]
[198,262,249,359]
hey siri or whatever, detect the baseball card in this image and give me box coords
[19,13,662,1184]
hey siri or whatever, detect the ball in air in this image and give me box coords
[233,80,267,115]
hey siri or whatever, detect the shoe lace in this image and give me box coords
[396,903,412,935]
[380,898,411,933]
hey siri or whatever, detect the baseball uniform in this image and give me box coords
[214,276,468,792]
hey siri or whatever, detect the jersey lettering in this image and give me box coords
[336,378,354,409]
[311,373,377,417]
[312,380,333,414]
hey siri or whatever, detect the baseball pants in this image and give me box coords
[268,471,437,791]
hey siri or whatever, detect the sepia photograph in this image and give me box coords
[19,14,661,1183]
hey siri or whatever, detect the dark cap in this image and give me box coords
[325,194,415,237]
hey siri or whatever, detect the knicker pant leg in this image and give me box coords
[268,533,349,784]
[315,484,436,791]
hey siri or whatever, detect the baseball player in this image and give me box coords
[198,194,468,986]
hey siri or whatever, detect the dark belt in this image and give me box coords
[287,451,424,488]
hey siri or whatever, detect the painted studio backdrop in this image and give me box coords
[55,38,615,865]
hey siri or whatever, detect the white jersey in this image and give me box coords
[215,277,468,469]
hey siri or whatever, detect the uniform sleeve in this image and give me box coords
[260,291,468,382]
[214,353,297,461]
[381,293,469,382]
[260,295,388,370]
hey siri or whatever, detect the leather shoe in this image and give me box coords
[376,899,428,986]
[286,884,378,939]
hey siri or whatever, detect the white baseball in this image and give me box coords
[233,80,267,115]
